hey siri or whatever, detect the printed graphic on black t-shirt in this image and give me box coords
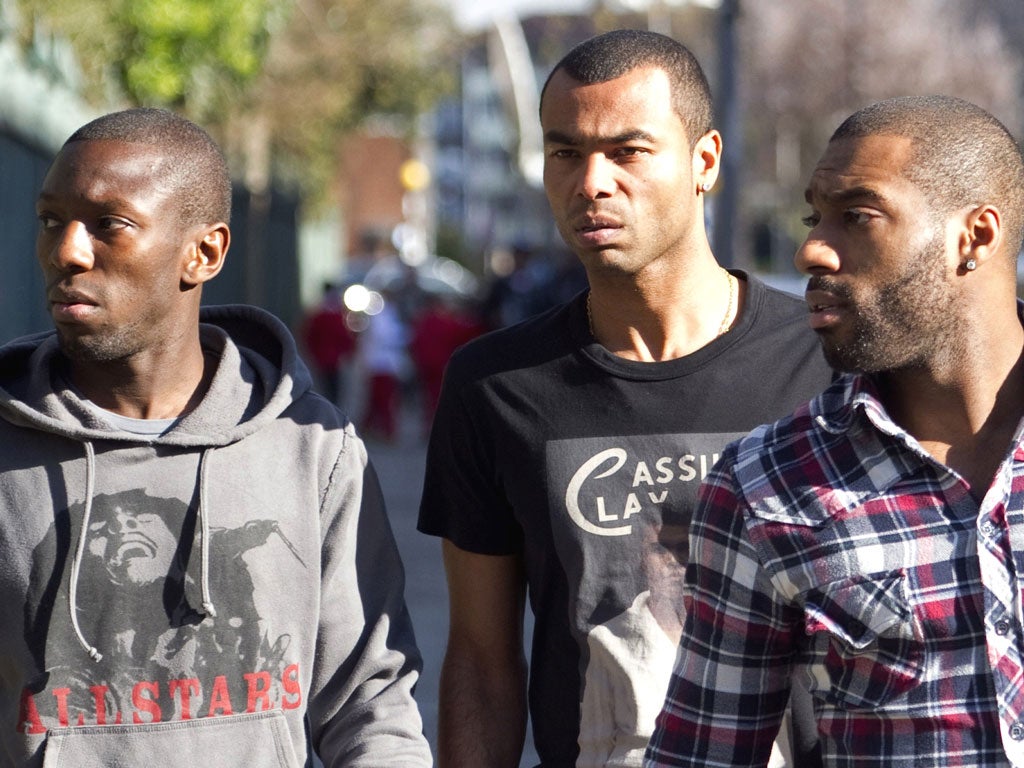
[546,431,745,766]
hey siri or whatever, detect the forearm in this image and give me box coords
[437,644,528,768]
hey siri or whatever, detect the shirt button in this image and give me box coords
[981,520,996,535]
[996,620,1012,636]
[1011,723,1024,741]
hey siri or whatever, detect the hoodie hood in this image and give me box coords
[0,304,312,447]
[0,304,314,661]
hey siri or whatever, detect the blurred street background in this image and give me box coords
[364,402,542,765]
[5,0,1024,451]
[4,0,1024,353]
[4,0,1024,764]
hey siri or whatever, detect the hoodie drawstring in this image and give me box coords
[69,441,103,662]
[68,443,218,663]
[198,447,217,619]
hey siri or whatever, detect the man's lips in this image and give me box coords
[573,216,623,246]
[48,290,98,321]
[804,288,846,330]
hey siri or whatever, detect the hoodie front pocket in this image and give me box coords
[42,709,302,768]
[802,571,924,710]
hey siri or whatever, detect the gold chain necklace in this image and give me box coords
[718,270,735,336]
[586,269,736,340]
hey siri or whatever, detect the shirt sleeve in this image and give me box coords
[416,353,523,555]
[308,426,432,767]
[645,455,799,768]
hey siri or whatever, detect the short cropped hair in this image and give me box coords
[540,29,714,149]
[831,95,1024,257]
[67,107,232,227]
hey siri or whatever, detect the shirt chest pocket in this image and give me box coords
[801,572,925,709]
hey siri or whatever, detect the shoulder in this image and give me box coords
[742,273,813,328]
[735,272,832,379]
[0,330,58,386]
[444,295,584,384]
[732,373,856,456]
[682,273,832,417]
[724,374,861,522]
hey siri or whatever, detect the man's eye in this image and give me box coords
[801,213,819,228]
[37,214,61,230]
[844,210,873,226]
[97,217,130,232]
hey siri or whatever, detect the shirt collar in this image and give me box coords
[811,372,920,447]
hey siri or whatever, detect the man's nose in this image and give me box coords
[577,154,617,200]
[46,221,95,272]
[794,230,841,275]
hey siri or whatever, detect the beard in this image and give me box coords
[56,320,151,364]
[812,230,961,374]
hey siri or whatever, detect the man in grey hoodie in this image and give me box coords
[5,107,431,767]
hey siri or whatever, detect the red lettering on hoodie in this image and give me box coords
[132,681,161,724]
[90,685,109,725]
[244,671,272,712]
[52,688,71,727]
[17,690,45,735]
[17,666,306,733]
[281,664,302,710]
[169,678,200,720]
[207,675,234,717]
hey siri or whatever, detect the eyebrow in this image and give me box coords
[36,191,141,214]
[543,129,658,146]
[803,184,889,207]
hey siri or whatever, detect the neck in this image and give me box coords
[68,342,213,421]
[875,330,1024,501]
[587,262,740,362]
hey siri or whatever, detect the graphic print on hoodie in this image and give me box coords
[22,487,305,730]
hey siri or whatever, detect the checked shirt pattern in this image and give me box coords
[645,373,1024,768]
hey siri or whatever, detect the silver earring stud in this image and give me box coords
[700,182,712,192]
[964,258,977,271]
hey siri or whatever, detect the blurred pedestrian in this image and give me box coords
[409,294,485,430]
[481,242,549,330]
[301,282,356,407]
[360,291,409,442]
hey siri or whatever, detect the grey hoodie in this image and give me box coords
[0,304,431,767]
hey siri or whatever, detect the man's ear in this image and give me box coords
[182,223,229,286]
[693,129,722,195]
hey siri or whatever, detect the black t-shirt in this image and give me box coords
[418,273,834,767]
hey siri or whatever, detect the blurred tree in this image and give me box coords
[17,0,280,118]
[227,0,457,205]
[738,0,1024,272]
[16,0,456,203]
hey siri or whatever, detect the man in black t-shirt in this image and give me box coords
[418,30,833,768]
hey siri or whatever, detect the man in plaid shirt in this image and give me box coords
[645,95,1024,767]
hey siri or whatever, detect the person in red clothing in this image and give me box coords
[301,283,356,407]
[409,294,484,429]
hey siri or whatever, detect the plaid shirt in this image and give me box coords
[645,373,1024,768]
